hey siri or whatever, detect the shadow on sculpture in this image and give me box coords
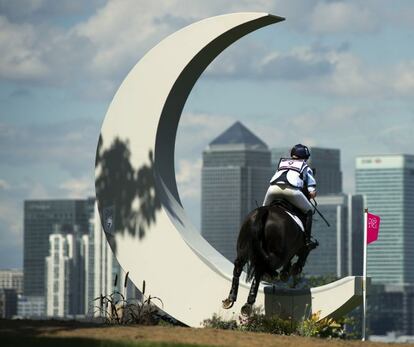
[95,135,161,253]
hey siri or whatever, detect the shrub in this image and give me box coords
[202,313,238,330]
[203,309,351,339]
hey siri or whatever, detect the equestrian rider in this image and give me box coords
[263,144,318,250]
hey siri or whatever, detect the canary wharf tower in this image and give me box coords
[201,122,272,262]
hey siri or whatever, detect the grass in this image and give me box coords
[1,336,217,347]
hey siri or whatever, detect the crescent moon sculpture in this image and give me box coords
[95,12,284,326]
[95,12,363,327]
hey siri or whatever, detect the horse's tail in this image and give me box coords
[246,206,275,282]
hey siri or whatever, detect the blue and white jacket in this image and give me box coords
[270,158,316,192]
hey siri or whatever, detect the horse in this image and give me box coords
[222,201,313,315]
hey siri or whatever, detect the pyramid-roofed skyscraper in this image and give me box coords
[209,121,268,149]
[201,121,272,262]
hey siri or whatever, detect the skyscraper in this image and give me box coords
[271,147,342,195]
[356,154,414,284]
[86,202,116,313]
[24,198,94,297]
[201,121,272,262]
[0,289,17,318]
[0,269,23,294]
[45,226,88,317]
[305,194,364,277]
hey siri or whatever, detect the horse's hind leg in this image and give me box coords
[291,247,311,276]
[280,260,292,282]
[222,256,246,309]
[241,271,262,316]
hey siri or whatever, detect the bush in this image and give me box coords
[297,311,345,338]
[202,313,238,330]
[241,313,297,335]
[203,309,351,339]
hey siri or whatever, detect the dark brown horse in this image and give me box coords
[222,202,312,315]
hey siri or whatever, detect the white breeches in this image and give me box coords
[262,184,313,214]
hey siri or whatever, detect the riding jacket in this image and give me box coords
[270,158,316,193]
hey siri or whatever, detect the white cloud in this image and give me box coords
[0,119,99,175]
[308,1,380,34]
[176,159,202,199]
[180,112,235,131]
[0,16,49,81]
[393,61,414,95]
[0,178,10,190]
[0,0,107,23]
[260,44,399,99]
[176,112,236,158]
[206,41,405,99]
[0,202,19,229]
[59,176,94,198]
[1,0,413,101]
[71,0,280,80]
[26,182,51,199]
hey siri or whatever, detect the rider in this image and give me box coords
[263,144,318,250]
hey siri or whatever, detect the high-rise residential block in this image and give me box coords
[17,296,45,318]
[86,203,117,313]
[0,269,23,294]
[45,225,88,317]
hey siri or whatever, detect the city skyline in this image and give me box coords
[2,1,414,268]
[2,127,413,270]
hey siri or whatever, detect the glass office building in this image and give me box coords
[24,198,94,297]
[356,155,414,284]
[201,121,272,262]
[305,194,364,277]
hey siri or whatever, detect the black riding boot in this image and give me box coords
[305,210,318,250]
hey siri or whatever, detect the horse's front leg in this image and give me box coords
[222,256,245,309]
[241,272,262,316]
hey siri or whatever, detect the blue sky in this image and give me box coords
[1,0,414,268]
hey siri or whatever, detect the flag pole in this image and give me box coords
[362,208,368,341]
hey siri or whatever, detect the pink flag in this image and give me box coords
[367,212,380,244]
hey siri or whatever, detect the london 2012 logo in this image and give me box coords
[368,216,377,230]
[103,206,115,234]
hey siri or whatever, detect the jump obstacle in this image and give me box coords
[95,12,363,327]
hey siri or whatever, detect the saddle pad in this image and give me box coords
[285,211,304,232]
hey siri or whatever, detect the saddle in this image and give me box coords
[269,199,306,228]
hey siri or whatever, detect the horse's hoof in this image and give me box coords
[222,298,234,309]
[241,303,252,316]
[280,271,289,282]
